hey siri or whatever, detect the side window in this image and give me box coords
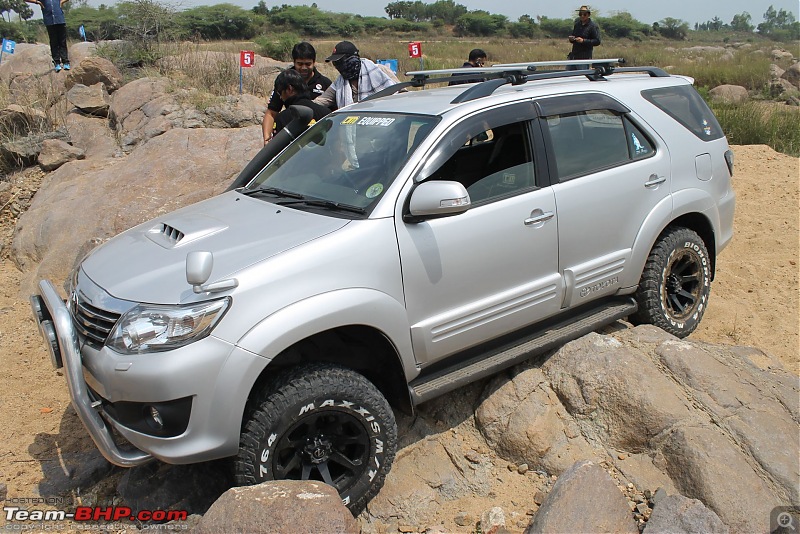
[625,117,654,160]
[545,109,653,181]
[642,85,724,141]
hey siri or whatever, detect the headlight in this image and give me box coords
[107,298,230,354]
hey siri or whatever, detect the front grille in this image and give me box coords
[71,293,121,347]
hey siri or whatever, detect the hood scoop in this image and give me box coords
[159,223,185,244]
[145,214,228,249]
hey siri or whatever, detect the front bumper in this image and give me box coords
[31,280,152,467]
[31,280,268,466]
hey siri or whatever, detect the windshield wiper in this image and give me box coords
[241,186,305,199]
[279,198,366,215]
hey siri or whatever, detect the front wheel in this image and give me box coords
[235,363,397,514]
[631,227,711,338]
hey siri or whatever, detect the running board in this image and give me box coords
[408,297,637,405]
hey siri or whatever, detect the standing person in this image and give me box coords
[448,48,487,86]
[567,5,600,70]
[262,42,332,144]
[26,0,70,72]
[313,41,397,111]
[271,69,331,135]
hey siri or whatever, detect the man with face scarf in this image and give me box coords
[313,41,398,111]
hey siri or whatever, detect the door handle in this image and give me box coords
[645,174,666,188]
[524,211,555,226]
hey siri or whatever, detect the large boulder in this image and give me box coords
[66,82,110,116]
[65,56,124,93]
[475,367,597,474]
[194,481,358,534]
[781,62,800,89]
[709,84,749,104]
[644,494,728,534]
[11,125,262,294]
[525,460,638,533]
[37,138,85,171]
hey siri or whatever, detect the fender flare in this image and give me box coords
[236,288,417,381]
[626,188,716,289]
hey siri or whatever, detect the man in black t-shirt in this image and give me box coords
[271,70,331,135]
[262,42,332,144]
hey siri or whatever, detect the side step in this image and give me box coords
[408,297,637,405]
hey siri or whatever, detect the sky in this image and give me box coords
[146,0,798,27]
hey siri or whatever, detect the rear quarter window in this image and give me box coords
[642,85,724,141]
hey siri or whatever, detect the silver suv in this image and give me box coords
[31,59,735,512]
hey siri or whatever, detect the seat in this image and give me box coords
[467,132,532,202]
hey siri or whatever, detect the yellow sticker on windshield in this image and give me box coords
[341,116,360,125]
[365,183,384,198]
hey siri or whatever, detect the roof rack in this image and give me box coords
[362,58,670,104]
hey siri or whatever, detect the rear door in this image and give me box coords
[538,93,671,307]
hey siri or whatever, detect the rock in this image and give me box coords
[772,49,794,62]
[0,105,50,135]
[770,64,786,79]
[543,331,695,452]
[769,78,796,97]
[476,367,597,475]
[0,43,54,80]
[533,490,546,505]
[67,83,110,116]
[481,506,506,534]
[63,112,119,159]
[194,481,358,534]
[454,511,472,527]
[781,62,800,89]
[1,129,69,168]
[0,482,7,502]
[12,126,262,293]
[524,460,638,534]
[65,56,124,93]
[38,139,85,171]
[652,487,668,505]
[709,84,749,104]
[644,494,729,534]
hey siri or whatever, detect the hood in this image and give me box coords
[81,192,349,304]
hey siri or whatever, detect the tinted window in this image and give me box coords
[642,85,724,141]
[426,121,535,205]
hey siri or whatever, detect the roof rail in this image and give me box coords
[361,58,669,104]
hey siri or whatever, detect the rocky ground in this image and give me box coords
[0,144,796,533]
[0,43,798,534]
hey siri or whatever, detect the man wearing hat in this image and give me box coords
[567,5,601,69]
[313,41,398,111]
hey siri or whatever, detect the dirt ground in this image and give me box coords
[0,144,797,531]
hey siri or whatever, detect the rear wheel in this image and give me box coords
[631,227,711,338]
[236,363,397,514]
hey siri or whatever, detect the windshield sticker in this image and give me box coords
[341,116,360,125]
[357,117,396,127]
[365,183,384,198]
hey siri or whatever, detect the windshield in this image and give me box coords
[246,113,439,214]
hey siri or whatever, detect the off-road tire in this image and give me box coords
[631,227,711,338]
[235,363,397,514]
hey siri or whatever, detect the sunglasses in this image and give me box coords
[579,11,589,15]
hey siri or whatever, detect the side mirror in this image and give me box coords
[186,252,239,294]
[405,180,471,223]
[186,251,213,287]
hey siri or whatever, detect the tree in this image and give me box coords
[730,11,753,32]
[757,5,799,39]
[0,0,33,22]
[656,17,689,39]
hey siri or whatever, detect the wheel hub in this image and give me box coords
[303,435,332,464]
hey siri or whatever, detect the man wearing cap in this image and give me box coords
[313,41,398,111]
[567,5,601,70]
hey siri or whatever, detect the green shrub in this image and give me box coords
[254,32,301,61]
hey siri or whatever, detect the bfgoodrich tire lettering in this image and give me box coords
[631,227,711,338]
[236,363,397,514]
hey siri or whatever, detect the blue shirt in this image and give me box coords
[40,0,66,26]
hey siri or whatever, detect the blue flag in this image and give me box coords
[2,39,16,54]
[79,25,86,40]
